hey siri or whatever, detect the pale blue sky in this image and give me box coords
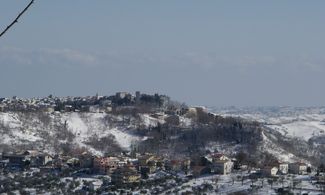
[0,0,325,106]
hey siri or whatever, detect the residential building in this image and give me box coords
[2,153,27,168]
[213,160,233,175]
[261,166,279,177]
[111,166,140,184]
[115,92,130,99]
[289,162,308,175]
[0,105,5,112]
[207,153,230,163]
[93,157,121,175]
[278,162,289,174]
[138,154,162,174]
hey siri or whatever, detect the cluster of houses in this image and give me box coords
[1,149,311,186]
[0,150,236,183]
[95,152,235,180]
[261,161,309,177]
[0,92,171,114]
[0,150,54,170]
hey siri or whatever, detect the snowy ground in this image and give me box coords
[167,172,322,195]
[266,120,325,141]
[0,112,162,155]
[261,131,297,163]
[210,106,325,142]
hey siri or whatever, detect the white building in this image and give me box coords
[116,92,130,99]
[278,162,289,174]
[89,105,100,113]
[213,160,233,175]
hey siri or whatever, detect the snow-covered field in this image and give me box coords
[266,121,325,141]
[210,106,325,141]
[168,172,321,195]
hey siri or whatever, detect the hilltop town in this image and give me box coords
[0,92,170,114]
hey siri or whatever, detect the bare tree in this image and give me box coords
[0,0,34,38]
[230,175,236,185]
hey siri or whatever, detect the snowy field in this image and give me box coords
[266,120,325,141]
[210,106,325,141]
[166,172,322,195]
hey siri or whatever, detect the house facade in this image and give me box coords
[138,154,163,174]
[93,157,121,175]
[213,160,233,175]
[289,162,308,175]
[278,163,289,174]
[111,166,140,184]
[261,166,278,177]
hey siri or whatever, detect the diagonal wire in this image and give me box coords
[0,0,35,38]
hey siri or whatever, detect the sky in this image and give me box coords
[0,0,325,107]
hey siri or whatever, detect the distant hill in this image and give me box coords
[209,106,325,165]
[0,95,324,166]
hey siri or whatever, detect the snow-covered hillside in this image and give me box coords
[208,106,325,163]
[0,112,166,156]
[2,106,324,164]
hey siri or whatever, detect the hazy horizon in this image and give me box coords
[1,1,325,107]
